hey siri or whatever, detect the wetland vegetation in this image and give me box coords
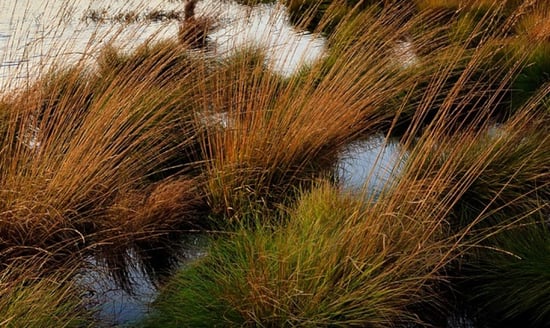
[0,0,549,326]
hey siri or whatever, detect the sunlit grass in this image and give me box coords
[0,37,208,280]
[146,182,451,327]
[0,0,549,326]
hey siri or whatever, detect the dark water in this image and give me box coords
[78,235,208,326]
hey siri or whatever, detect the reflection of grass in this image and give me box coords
[82,8,183,24]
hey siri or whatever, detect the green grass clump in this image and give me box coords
[0,262,92,327]
[463,223,550,326]
[146,182,451,327]
[508,41,550,109]
[405,107,549,233]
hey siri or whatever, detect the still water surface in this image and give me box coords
[0,0,326,87]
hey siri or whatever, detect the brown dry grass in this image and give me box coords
[0,38,208,278]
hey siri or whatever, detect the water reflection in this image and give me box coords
[0,0,326,87]
[79,235,208,326]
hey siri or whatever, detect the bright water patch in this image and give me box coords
[338,135,406,195]
[0,0,326,87]
[201,1,326,77]
[0,0,181,86]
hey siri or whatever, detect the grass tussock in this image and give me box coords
[0,38,208,278]
[147,182,450,327]
[0,260,92,327]
[404,106,549,232]
[148,102,549,326]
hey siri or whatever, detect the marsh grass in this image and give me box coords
[461,223,550,326]
[0,260,93,327]
[1,0,550,325]
[149,103,549,326]
[147,182,452,327]
[197,0,548,222]
[405,105,549,233]
[198,5,454,219]
[0,35,209,282]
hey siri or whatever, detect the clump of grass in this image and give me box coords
[0,261,93,327]
[514,1,550,42]
[393,12,534,132]
[103,177,208,281]
[462,223,550,327]
[405,102,549,233]
[146,182,451,327]
[395,97,549,323]
[0,38,208,280]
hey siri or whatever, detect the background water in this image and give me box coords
[0,0,180,86]
[0,0,325,88]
